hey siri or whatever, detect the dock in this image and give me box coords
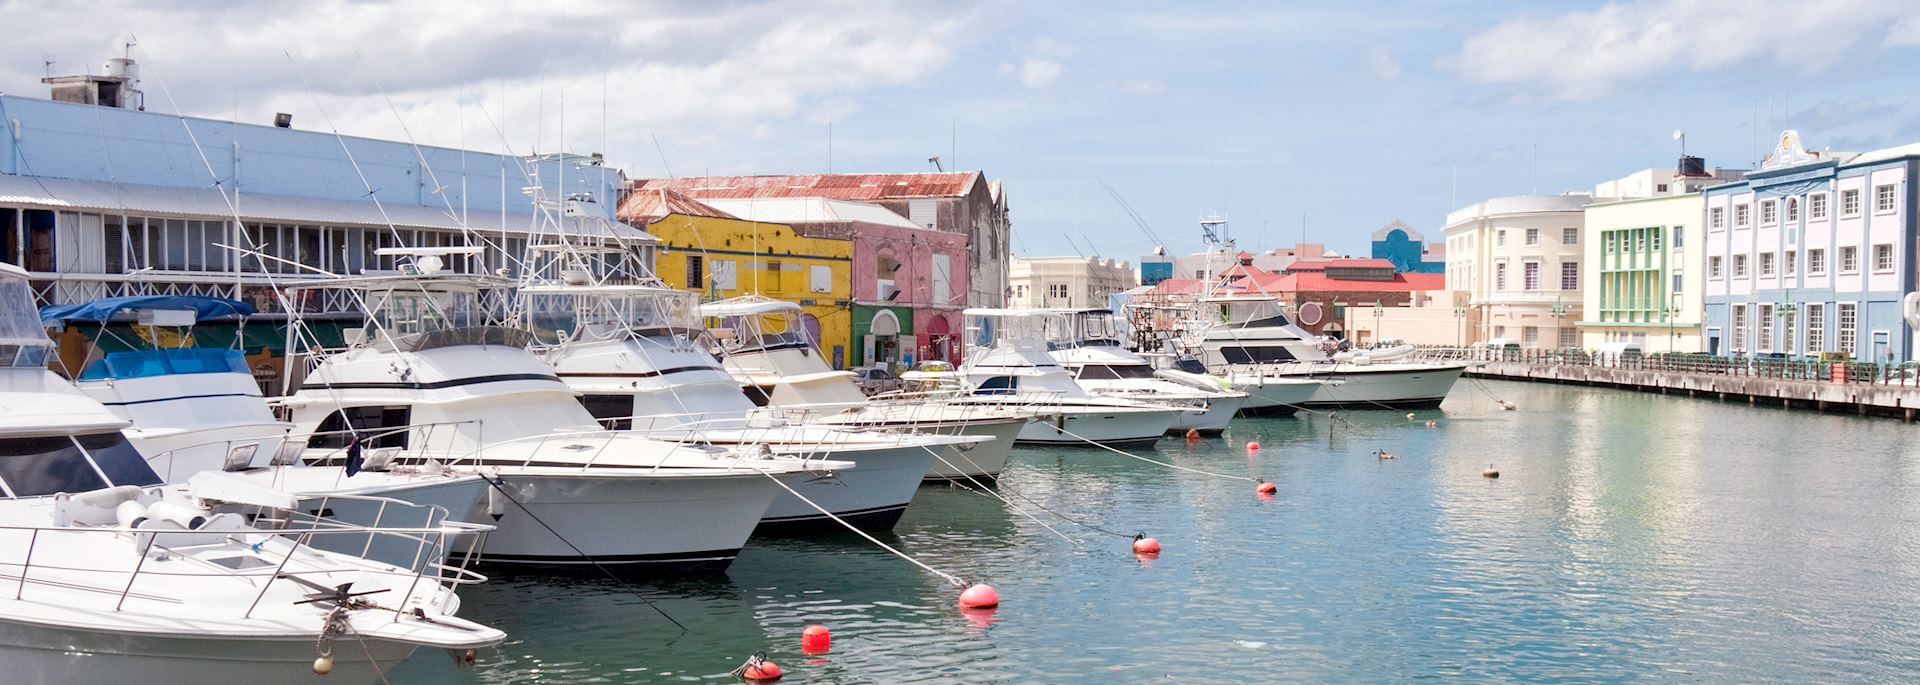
[1426,350,1920,421]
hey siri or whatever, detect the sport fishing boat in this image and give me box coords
[1040,308,1249,433]
[279,252,849,573]
[41,295,491,542]
[520,283,984,531]
[0,263,502,683]
[699,296,1036,481]
[1192,295,1465,409]
[953,308,1184,446]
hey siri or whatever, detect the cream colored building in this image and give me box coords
[1443,193,1594,348]
[1008,256,1138,309]
[1578,192,1705,352]
[1343,290,1480,347]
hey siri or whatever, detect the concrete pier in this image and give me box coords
[1466,361,1920,421]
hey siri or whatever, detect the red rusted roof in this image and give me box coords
[616,188,738,224]
[632,172,983,201]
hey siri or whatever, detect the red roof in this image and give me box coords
[632,172,983,201]
[1286,258,1395,271]
[616,189,738,224]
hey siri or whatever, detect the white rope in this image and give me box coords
[755,470,968,587]
[918,445,1082,545]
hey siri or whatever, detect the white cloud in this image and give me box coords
[1018,56,1062,90]
[1112,79,1164,95]
[1449,0,1920,99]
[1364,48,1401,82]
[0,1,981,171]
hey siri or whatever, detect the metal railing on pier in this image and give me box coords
[1415,346,1920,387]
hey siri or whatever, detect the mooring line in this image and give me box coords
[755,470,971,588]
[918,445,1083,545]
[480,476,691,632]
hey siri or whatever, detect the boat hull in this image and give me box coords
[476,470,783,574]
[1242,364,1465,409]
[1015,408,1178,446]
[919,416,1026,482]
[1168,394,1246,433]
[0,617,425,685]
[755,443,936,534]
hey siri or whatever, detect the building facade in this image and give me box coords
[1369,220,1445,273]
[1577,159,1744,352]
[1443,193,1594,348]
[1702,131,1919,361]
[618,191,855,368]
[631,172,1010,307]
[1007,256,1137,309]
[702,197,970,368]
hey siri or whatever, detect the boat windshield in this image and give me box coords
[0,278,51,368]
[525,290,699,345]
[77,348,249,381]
[1215,299,1291,328]
[0,432,162,498]
[368,287,485,338]
[1052,311,1122,347]
[1074,363,1156,380]
[711,308,813,353]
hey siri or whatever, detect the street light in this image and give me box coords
[1550,295,1569,349]
[1778,288,1797,357]
[1452,303,1468,348]
[1666,292,1682,354]
[1372,302,1384,346]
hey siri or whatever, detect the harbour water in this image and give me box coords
[392,379,1920,682]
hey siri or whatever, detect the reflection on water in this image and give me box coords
[391,380,1920,682]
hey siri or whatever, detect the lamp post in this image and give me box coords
[1778,288,1797,357]
[1372,302,1384,346]
[1665,292,1682,354]
[1453,303,1468,348]
[1550,295,1569,349]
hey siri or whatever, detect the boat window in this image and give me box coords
[1075,364,1156,380]
[78,348,249,381]
[75,432,163,487]
[974,376,1019,396]
[310,406,413,450]
[1238,315,1292,328]
[1174,358,1209,375]
[1219,346,1298,364]
[0,435,109,497]
[579,394,635,430]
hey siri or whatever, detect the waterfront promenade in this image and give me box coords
[1426,349,1920,420]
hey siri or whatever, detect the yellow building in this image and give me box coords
[618,189,855,368]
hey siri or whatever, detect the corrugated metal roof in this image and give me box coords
[701,197,919,229]
[615,188,737,224]
[0,173,650,240]
[633,172,983,201]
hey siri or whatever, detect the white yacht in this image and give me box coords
[0,263,502,682]
[521,283,984,532]
[1040,308,1249,433]
[42,296,492,543]
[280,259,849,573]
[1193,295,1465,409]
[700,296,1035,481]
[954,309,1184,446]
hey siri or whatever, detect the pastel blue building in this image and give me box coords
[0,56,640,313]
[1369,220,1444,273]
[1700,130,1918,362]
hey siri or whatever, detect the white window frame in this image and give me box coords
[1809,192,1828,220]
[1785,250,1796,276]
[1842,189,1861,217]
[1710,207,1726,230]
[1734,203,1750,227]
[1808,248,1826,275]
[1758,303,1774,353]
[1495,260,1508,291]
[1525,228,1539,246]
[1806,303,1825,353]
[1708,255,1723,279]
[1874,243,1895,273]
[1839,245,1859,274]
[1731,304,1748,353]
[1496,230,1507,247]
[1733,253,1748,278]
[1760,199,1778,225]
[1559,260,1579,290]
[1562,227,1578,245]
[1875,184,1897,214]
[1837,302,1858,359]
[1523,260,1540,291]
[1786,197,1799,222]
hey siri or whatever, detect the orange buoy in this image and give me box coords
[1425,420,1437,428]
[1255,479,1278,495]
[1245,441,1260,451]
[1132,534,1161,556]
[1185,428,1201,440]
[738,654,783,682]
[1483,467,1500,478]
[958,583,1000,609]
[801,624,831,654]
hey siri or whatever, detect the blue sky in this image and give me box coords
[3,0,1918,260]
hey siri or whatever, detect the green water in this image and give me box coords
[388,380,1920,683]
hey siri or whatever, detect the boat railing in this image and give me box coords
[3,492,491,623]
[440,423,836,474]
[141,431,303,483]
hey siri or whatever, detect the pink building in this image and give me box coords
[705,197,971,368]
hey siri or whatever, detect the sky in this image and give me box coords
[2,0,1919,261]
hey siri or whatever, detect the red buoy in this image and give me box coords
[738,655,783,682]
[1245,441,1260,451]
[1425,420,1438,428]
[801,624,831,654]
[1255,479,1277,495]
[1132,534,1161,556]
[958,583,1000,609]
[1185,428,1201,441]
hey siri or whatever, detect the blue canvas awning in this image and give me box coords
[39,296,256,323]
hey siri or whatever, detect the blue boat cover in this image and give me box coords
[39,296,255,323]
[77,348,251,381]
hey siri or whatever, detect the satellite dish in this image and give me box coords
[1671,129,1685,141]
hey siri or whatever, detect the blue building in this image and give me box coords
[1701,130,1918,362]
[1369,220,1444,273]
[0,56,642,313]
